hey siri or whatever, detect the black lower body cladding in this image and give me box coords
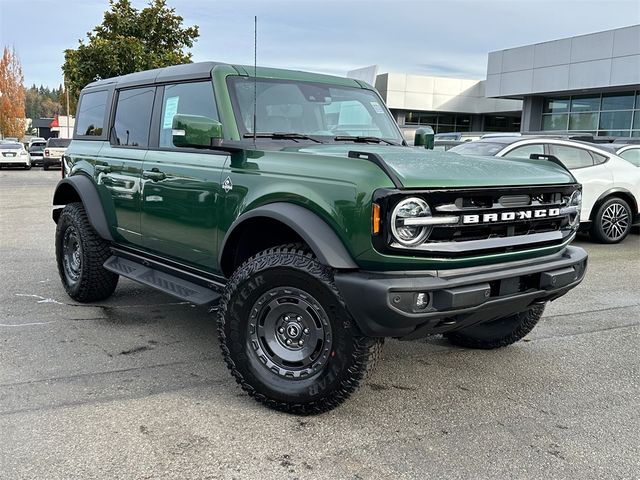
[334,246,587,339]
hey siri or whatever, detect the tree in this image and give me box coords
[24,84,63,119]
[0,46,26,139]
[62,0,199,107]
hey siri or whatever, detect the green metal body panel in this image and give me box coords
[141,149,229,269]
[94,144,146,245]
[63,62,578,277]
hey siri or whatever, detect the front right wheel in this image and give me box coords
[445,304,545,349]
[217,244,382,415]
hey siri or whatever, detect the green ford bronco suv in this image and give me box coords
[52,62,587,414]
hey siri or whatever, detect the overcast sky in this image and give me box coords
[1,0,639,88]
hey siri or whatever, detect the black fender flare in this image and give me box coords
[52,175,113,241]
[590,187,638,220]
[219,202,358,270]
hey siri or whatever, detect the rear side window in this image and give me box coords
[548,144,594,169]
[619,148,640,166]
[47,138,71,147]
[504,143,544,159]
[113,87,155,147]
[75,90,108,137]
[159,82,218,148]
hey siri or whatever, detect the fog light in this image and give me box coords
[415,292,430,309]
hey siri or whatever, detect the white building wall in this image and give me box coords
[376,73,522,114]
[486,25,640,98]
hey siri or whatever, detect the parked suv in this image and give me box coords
[52,62,587,414]
[43,137,71,170]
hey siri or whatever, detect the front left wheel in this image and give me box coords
[217,244,383,415]
[55,202,119,302]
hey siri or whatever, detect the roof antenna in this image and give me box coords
[253,15,257,147]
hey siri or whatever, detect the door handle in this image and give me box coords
[142,169,166,181]
[95,164,111,173]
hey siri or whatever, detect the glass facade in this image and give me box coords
[404,111,471,133]
[402,111,520,133]
[542,90,640,137]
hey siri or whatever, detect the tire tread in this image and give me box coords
[216,244,383,415]
[56,202,118,302]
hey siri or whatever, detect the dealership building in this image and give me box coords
[354,25,640,139]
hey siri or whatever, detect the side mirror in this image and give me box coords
[172,114,223,148]
[414,126,434,149]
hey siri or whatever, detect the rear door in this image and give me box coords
[95,86,156,245]
[140,80,229,272]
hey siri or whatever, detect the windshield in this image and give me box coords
[228,77,403,143]
[30,142,46,149]
[0,143,22,149]
[47,138,71,147]
[449,142,504,156]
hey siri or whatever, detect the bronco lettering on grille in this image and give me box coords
[462,208,561,224]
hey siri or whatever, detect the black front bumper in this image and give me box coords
[335,246,587,339]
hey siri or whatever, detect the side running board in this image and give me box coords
[103,255,221,306]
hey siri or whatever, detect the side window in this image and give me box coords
[75,90,108,137]
[159,82,218,148]
[592,151,608,165]
[504,143,544,159]
[113,87,155,147]
[548,144,594,169]
[619,149,640,167]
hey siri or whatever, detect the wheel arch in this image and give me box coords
[52,175,113,242]
[219,202,358,278]
[589,188,638,221]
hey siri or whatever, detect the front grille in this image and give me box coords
[374,185,580,257]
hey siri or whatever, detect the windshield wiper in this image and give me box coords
[333,135,400,146]
[242,132,323,144]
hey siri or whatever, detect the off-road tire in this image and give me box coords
[217,244,383,415]
[55,202,118,302]
[444,303,545,349]
[591,197,632,244]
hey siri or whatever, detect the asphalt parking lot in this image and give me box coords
[1,168,639,480]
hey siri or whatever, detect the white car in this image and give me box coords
[450,137,640,243]
[0,142,31,170]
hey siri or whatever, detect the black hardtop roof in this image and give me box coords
[85,61,224,89]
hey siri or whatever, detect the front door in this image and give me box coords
[140,81,229,271]
[95,86,156,246]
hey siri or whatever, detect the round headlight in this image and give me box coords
[391,197,432,246]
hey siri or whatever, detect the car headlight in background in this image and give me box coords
[562,189,582,229]
[391,197,432,245]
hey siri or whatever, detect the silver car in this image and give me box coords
[0,142,31,170]
[27,141,47,167]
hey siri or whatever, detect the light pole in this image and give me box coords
[64,75,70,138]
